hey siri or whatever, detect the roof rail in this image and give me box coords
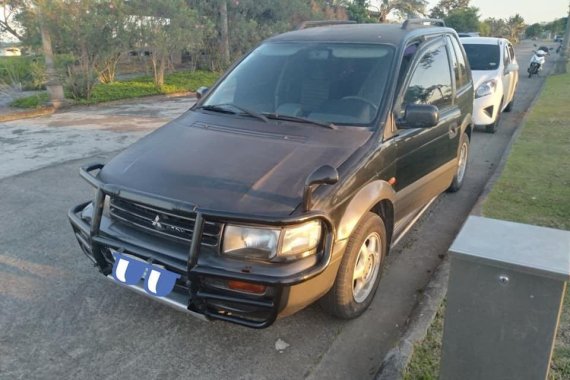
[402,18,446,29]
[297,20,356,30]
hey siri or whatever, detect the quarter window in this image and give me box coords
[503,44,510,66]
[402,45,453,111]
[508,44,515,62]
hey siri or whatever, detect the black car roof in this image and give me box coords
[267,23,455,46]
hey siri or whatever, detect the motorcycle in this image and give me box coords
[528,49,547,78]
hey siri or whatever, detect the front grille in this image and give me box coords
[109,197,222,246]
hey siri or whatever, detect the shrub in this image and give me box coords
[65,66,97,100]
[9,92,49,108]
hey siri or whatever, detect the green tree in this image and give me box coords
[544,17,568,36]
[190,0,344,70]
[375,0,428,22]
[525,23,544,39]
[478,19,491,36]
[16,0,133,96]
[131,0,203,87]
[346,0,373,23]
[444,7,480,33]
[506,14,525,43]
[0,0,25,41]
[429,0,470,19]
[482,17,508,38]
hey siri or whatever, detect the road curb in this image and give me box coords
[0,106,55,122]
[375,59,554,380]
[376,257,450,380]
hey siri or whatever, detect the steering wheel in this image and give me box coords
[341,96,378,112]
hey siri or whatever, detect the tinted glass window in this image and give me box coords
[403,46,453,111]
[508,44,515,61]
[448,36,468,88]
[462,44,500,71]
[204,42,395,126]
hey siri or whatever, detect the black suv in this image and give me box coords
[69,19,473,328]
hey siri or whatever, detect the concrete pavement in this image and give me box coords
[0,96,189,180]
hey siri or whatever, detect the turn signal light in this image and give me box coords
[228,280,267,294]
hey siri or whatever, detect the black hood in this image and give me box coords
[99,111,372,216]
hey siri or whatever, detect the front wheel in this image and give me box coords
[504,98,514,112]
[320,213,387,319]
[447,132,470,192]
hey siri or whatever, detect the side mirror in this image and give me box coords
[196,86,209,100]
[506,63,519,73]
[302,165,339,212]
[398,104,440,129]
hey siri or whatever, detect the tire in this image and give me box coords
[485,100,503,133]
[320,212,387,319]
[448,132,470,193]
[504,98,514,112]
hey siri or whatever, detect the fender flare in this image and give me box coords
[337,180,396,242]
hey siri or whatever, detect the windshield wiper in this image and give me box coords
[262,113,336,130]
[198,104,268,123]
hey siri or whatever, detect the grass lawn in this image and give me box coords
[404,71,570,379]
[10,70,219,108]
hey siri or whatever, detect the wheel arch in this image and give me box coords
[370,199,394,250]
[337,180,396,244]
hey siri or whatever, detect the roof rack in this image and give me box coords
[402,18,446,29]
[297,20,356,30]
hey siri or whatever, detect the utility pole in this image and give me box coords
[555,1,570,74]
[38,4,65,108]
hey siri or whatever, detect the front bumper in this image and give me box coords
[473,93,501,126]
[68,163,337,328]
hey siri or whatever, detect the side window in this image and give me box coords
[508,44,515,62]
[447,36,468,89]
[503,44,510,66]
[402,45,453,112]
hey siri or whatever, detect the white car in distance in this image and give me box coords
[461,37,519,133]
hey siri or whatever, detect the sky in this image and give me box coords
[373,0,569,24]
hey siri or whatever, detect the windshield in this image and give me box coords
[203,42,395,126]
[462,44,500,71]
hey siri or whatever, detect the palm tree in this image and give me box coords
[506,14,525,43]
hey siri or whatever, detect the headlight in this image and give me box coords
[475,79,497,98]
[280,220,321,259]
[223,225,280,260]
[222,220,322,261]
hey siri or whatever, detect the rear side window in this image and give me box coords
[447,36,469,88]
[402,45,453,110]
[503,44,510,66]
[508,44,515,61]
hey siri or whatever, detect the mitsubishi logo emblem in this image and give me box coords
[152,215,163,230]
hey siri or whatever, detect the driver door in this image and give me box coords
[392,39,460,222]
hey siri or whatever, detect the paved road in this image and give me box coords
[0,41,553,379]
